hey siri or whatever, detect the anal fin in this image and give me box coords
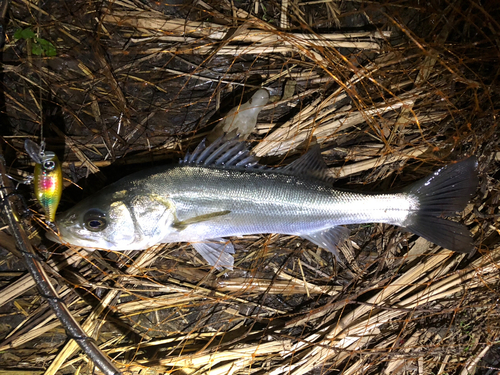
[302,226,350,261]
[191,238,235,270]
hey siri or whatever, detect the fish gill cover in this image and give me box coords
[0,0,498,374]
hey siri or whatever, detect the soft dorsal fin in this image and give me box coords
[277,145,332,183]
[181,136,259,169]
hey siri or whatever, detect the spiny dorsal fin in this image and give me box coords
[181,136,259,168]
[277,145,332,183]
[181,137,332,183]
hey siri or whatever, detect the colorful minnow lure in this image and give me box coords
[25,139,62,222]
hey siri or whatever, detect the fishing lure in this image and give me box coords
[24,139,62,222]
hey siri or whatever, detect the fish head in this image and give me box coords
[52,188,176,250]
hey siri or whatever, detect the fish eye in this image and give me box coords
[43,160,56,171]
[83,209,107,232]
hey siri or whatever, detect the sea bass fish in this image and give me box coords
[50,138,478,269]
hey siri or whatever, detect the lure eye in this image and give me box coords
[83,209,107,232]
[43,160,56,171]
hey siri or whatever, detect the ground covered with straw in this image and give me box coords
[0,0,499,374]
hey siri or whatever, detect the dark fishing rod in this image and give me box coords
[0,149,122,375]
[0,0,8,48]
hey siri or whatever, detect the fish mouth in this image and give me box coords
[45,227,103,249]
[45,216,84,246]
[46,230,62,244]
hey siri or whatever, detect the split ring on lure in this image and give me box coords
[24,139,62,222]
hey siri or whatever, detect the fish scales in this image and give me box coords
[50,138,478,270]
[144,166,412,241]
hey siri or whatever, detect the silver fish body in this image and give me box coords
[52,139,478,269]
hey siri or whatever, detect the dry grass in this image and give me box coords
[0,0,499,374]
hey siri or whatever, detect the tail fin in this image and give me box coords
[403,157,478,253]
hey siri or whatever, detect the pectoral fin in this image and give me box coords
[173,210,231,230]
[191,238,235,270]
[302,226,350,261]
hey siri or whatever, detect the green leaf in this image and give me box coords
[31,43,43,56]
[13,29,23,40]
[23,28,37,39]
[35,38,57,56]
[36,38,49,46]
[45,43,57,57]
[14,28,36,40]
